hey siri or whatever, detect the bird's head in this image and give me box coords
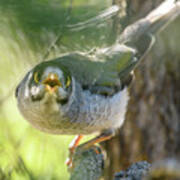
[15,61,72,106]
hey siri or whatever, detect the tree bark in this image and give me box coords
[104,1,180,179]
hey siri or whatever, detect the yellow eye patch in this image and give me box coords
[34,72,39,84]
[66,76,71,87]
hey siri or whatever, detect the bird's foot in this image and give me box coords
[66,135,83,168]
[66,130,114,169]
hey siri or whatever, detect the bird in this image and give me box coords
[15,0,180,166]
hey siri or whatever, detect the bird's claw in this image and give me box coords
[66,144,102,171]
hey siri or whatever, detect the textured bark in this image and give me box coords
[104,1,180,179]
[114,159,180,180]
[69,146,104,180]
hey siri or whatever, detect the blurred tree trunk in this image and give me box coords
[104,1,180,179]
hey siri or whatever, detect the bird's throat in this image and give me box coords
[40,93,60,114]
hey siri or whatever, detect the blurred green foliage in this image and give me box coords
[0,0,114,179]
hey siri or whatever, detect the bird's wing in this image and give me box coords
[55,45,135,95]
[96,0,180,89]
[116,0,180,80]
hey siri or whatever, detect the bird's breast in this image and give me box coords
[65,87,129,134]
[18,83,129,135]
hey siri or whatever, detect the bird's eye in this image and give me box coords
[34,72,39,84]
[66,76,71,87]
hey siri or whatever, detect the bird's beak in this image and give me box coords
[42,73,62,94]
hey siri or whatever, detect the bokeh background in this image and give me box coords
[0,0,180,180]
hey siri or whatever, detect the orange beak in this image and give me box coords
[42,73,61,94]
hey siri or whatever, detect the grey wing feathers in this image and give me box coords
[57,49,135,95]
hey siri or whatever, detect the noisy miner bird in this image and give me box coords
[15,0,180,166]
